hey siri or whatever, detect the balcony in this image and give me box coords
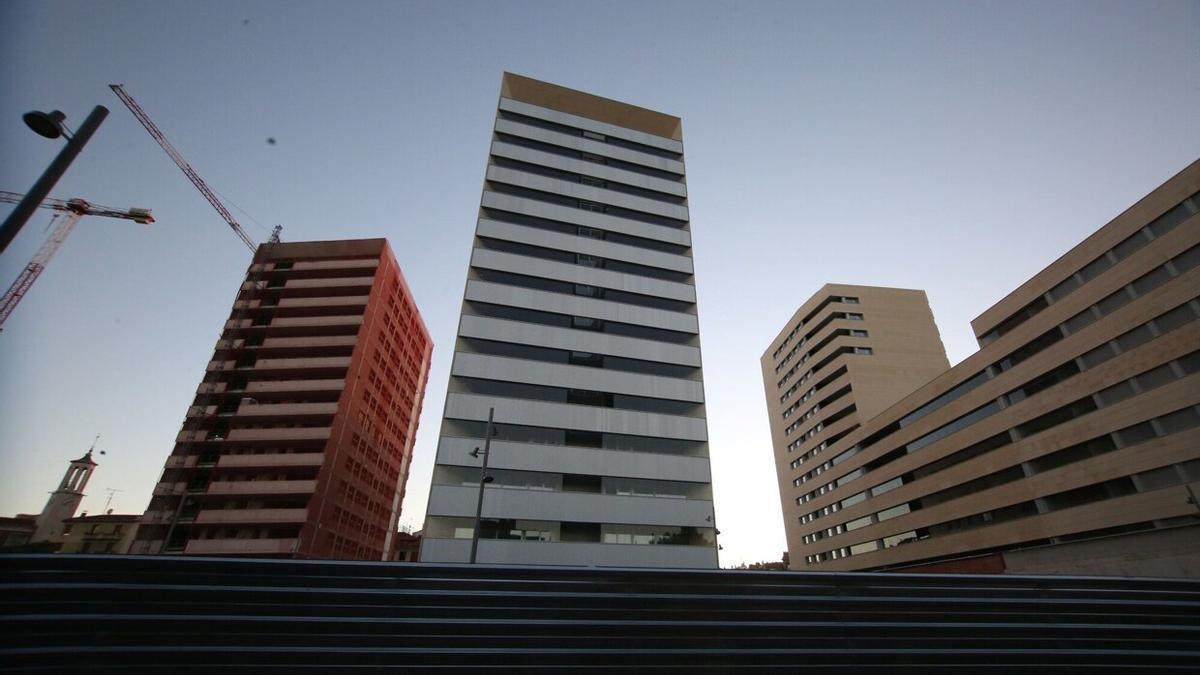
[195,381,227,396]
[163,455,199,469]
[252,356,352,372]
[261,335,357,349]
[225,427,331,442]
[427,484,714,528]
[420,537,717,568]
[175,429,211,443]
[183,538,297,555]
[270,315,363,328]
[185,405,218,418]
[177,426,330,445]
[233,402,338,419]
[436,436,710,483]
[277,295,368,309]
[245,378,346,394]
[283,277,374,290]
[151,482,187,497]
[126,540,161,555]
[205,356,351,374]
[223,315,363,331]
[194,508,308,525]
[205,479,318,496]
[140,510,177,525]
[292,259,378,272]
[217,452,325,468]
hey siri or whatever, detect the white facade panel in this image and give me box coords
[427,484,714,527]
[471,248,696,302]
[486,166,689,221]
[458,315,701,366]
[499,97,684,154]
[494,118,685,174]
[424,77,713,570]
[436,436,711,482]
[464,281,699,334]
[445,393,708,441]
[480,192,690,246]
[476,219,693,273]
[451,352,704,402]
[490,141,687,197]
[420,537,717,568]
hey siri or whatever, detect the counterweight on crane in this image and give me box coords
[109,84,281,252]
[0,191,153,329]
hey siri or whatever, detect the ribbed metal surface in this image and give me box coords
[2,554,1198,671]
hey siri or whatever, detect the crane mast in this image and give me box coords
[109,84,264,252]
[0,192,153,329]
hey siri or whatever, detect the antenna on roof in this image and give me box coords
[102,488,123,514]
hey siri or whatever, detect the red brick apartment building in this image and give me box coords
[132,239,431,560]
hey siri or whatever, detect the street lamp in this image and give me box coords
[467,407,496,564]
[0,105,109,255]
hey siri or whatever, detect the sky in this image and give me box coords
[0,0,1197,567]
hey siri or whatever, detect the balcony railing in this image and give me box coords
[205,480,318,496]
[194,508,308,525]
[183,538,298,555]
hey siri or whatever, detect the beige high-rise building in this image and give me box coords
[761,286,951,562]
[764,159,1200,575]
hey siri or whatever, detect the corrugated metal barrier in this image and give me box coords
[2,554,1198,671]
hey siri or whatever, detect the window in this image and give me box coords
[564,430,603,447]
[854,347,873,355]
[569,351,604,368]
[582,130,606,141]
[574,284,604,298]
[571,316,604,331]
[579,200,606,213]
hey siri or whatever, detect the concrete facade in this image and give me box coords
[421,73,717,567]
[773,160,1200,573]
[761,286,952,564]
[58,513,140,554]
[132,239,432,561]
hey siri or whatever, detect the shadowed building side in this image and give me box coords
[132,238,432,561]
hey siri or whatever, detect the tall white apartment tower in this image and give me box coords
[421,73,716,567]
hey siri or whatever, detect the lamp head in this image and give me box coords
[23,110,66,139]
[482,476,494,484]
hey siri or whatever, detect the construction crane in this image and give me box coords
[0,191,153,329]
[109,84,280,252]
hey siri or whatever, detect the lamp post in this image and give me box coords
[0,105,109,255]
[467,407,496,564]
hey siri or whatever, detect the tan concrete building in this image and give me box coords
[58,513,140,554]
[762,286,952,561]
[132,239,432,561]
[765,159,1200,574]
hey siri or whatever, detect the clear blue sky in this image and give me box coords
[1,0,1196,566]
